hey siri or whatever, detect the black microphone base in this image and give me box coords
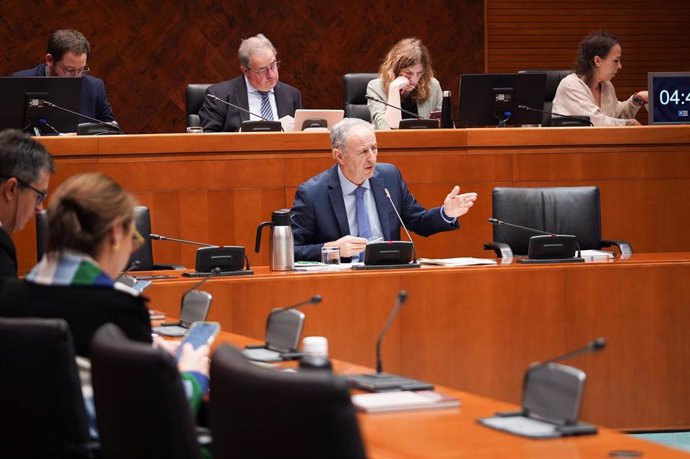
[182,269,254,277]
[347,372,434,392]
[517,257,584,264]
[352,263,421,271]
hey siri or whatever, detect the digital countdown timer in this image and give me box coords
[648,72,690,125]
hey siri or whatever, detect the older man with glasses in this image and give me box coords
[199,33,302,132]
[12,29,117,125]
[0,129,55,294]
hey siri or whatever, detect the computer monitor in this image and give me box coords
[457,73,547,127]
[292,109,344,131]
[647,72,690,125]
[0,77,83,135]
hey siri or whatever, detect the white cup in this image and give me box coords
[302,336,328,359]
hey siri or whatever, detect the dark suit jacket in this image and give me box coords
[0,282,152,357]
[198,76,302,132]
[0,228,18,296]
[291,163,459,261]
[12,63,116,123]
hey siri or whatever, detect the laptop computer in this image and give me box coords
[152,289,212,337]
[292,109,344,131]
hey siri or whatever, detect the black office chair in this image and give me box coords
[484,186,632,258]
[128,205,185,270]
[518,70,572,126]
[36,208,48,262]
[210,344,366,459]
[90,323,205,459]
[186,83,213,128]
[0,317,96,459]
[343,73,378,121]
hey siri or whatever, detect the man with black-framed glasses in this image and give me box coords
[12,29,117,125]
[199,33,302,132]
[0,129,55,295]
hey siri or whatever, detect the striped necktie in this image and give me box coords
[258,91,274,121]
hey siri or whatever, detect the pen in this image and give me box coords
[295,261,321,265]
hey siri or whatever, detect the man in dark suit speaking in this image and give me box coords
[12,29,116,124]
[291,118,478,262]
[199,33,302,132]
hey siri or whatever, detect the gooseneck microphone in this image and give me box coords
[488,218,556,236]
[365,95,426,120]
[35,99,124,134]
[115,260,141,287]
[182,266,221,297]
[38,118,62,136]
[517,104,594,127]
[269,295,322,316]
[206,93,269,121]
[376,290,407,374]
[347,291,434,391]
[540,338,606,366]
[384,187,417,263]
[149,233,215,247]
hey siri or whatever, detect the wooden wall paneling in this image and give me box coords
[1,1,484,133]
[565,264,690,430]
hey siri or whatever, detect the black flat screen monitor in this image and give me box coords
[0,76,82,135]
[647,72,690,125]
[457,73,546,127]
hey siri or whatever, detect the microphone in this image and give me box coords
[269,294,322,316]
[34,99,124,134]
[38,118,62,136]
[149,233,215,247]
[206,93,269,121]
[115,259,141,288]
[384,188,417,263]
[365,95,426,120]
[517,104,594,127]
[540,338,606,366]
[347,291,434,392]
[488,217,556,237]
[182,266,221,297]
[488,218,582,259]
[376,290,407,373]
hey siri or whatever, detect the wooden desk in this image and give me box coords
[13,126,690,274]
[213,330,688,459]
[145,252,690,430]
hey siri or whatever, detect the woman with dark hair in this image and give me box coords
[553,31,647,126]
[366,38,443,130]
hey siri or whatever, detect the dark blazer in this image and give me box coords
[0,282,152,357]
[12,63,116,123]
[199,76,302,132]
[0,228,18,296]
[291,163,459,261]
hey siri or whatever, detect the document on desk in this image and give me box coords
[352,390,460,413]
[478,415,560,438]
[418,257,497,267]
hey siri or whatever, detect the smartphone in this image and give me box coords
[133,279,152,292]
[176,321,220,360]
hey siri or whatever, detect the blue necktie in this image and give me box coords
[258,91,274,121]
[355,186,372,240]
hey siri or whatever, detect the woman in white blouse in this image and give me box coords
[553,31,648,126]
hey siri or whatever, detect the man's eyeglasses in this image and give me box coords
[248,60,281,77]
[17,179,48,206]
[56,62,90,77]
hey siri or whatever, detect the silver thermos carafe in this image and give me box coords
[255,209,294,271]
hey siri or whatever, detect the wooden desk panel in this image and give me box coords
[145,253,690,430]
[214,330,688,459]
[15,126,689,275]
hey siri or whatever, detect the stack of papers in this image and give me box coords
[579,250,614,262]
[418,257,497,267]
[352,390,460,413]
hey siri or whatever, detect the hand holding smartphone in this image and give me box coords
[175,321,220,361]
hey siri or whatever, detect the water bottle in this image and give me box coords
[441,90,454,128]
[299,336,332,371]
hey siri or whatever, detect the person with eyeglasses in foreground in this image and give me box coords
[1,172,211,438]
[0,129,54,296]
[12,29,117,125]
[199,33,302,132]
